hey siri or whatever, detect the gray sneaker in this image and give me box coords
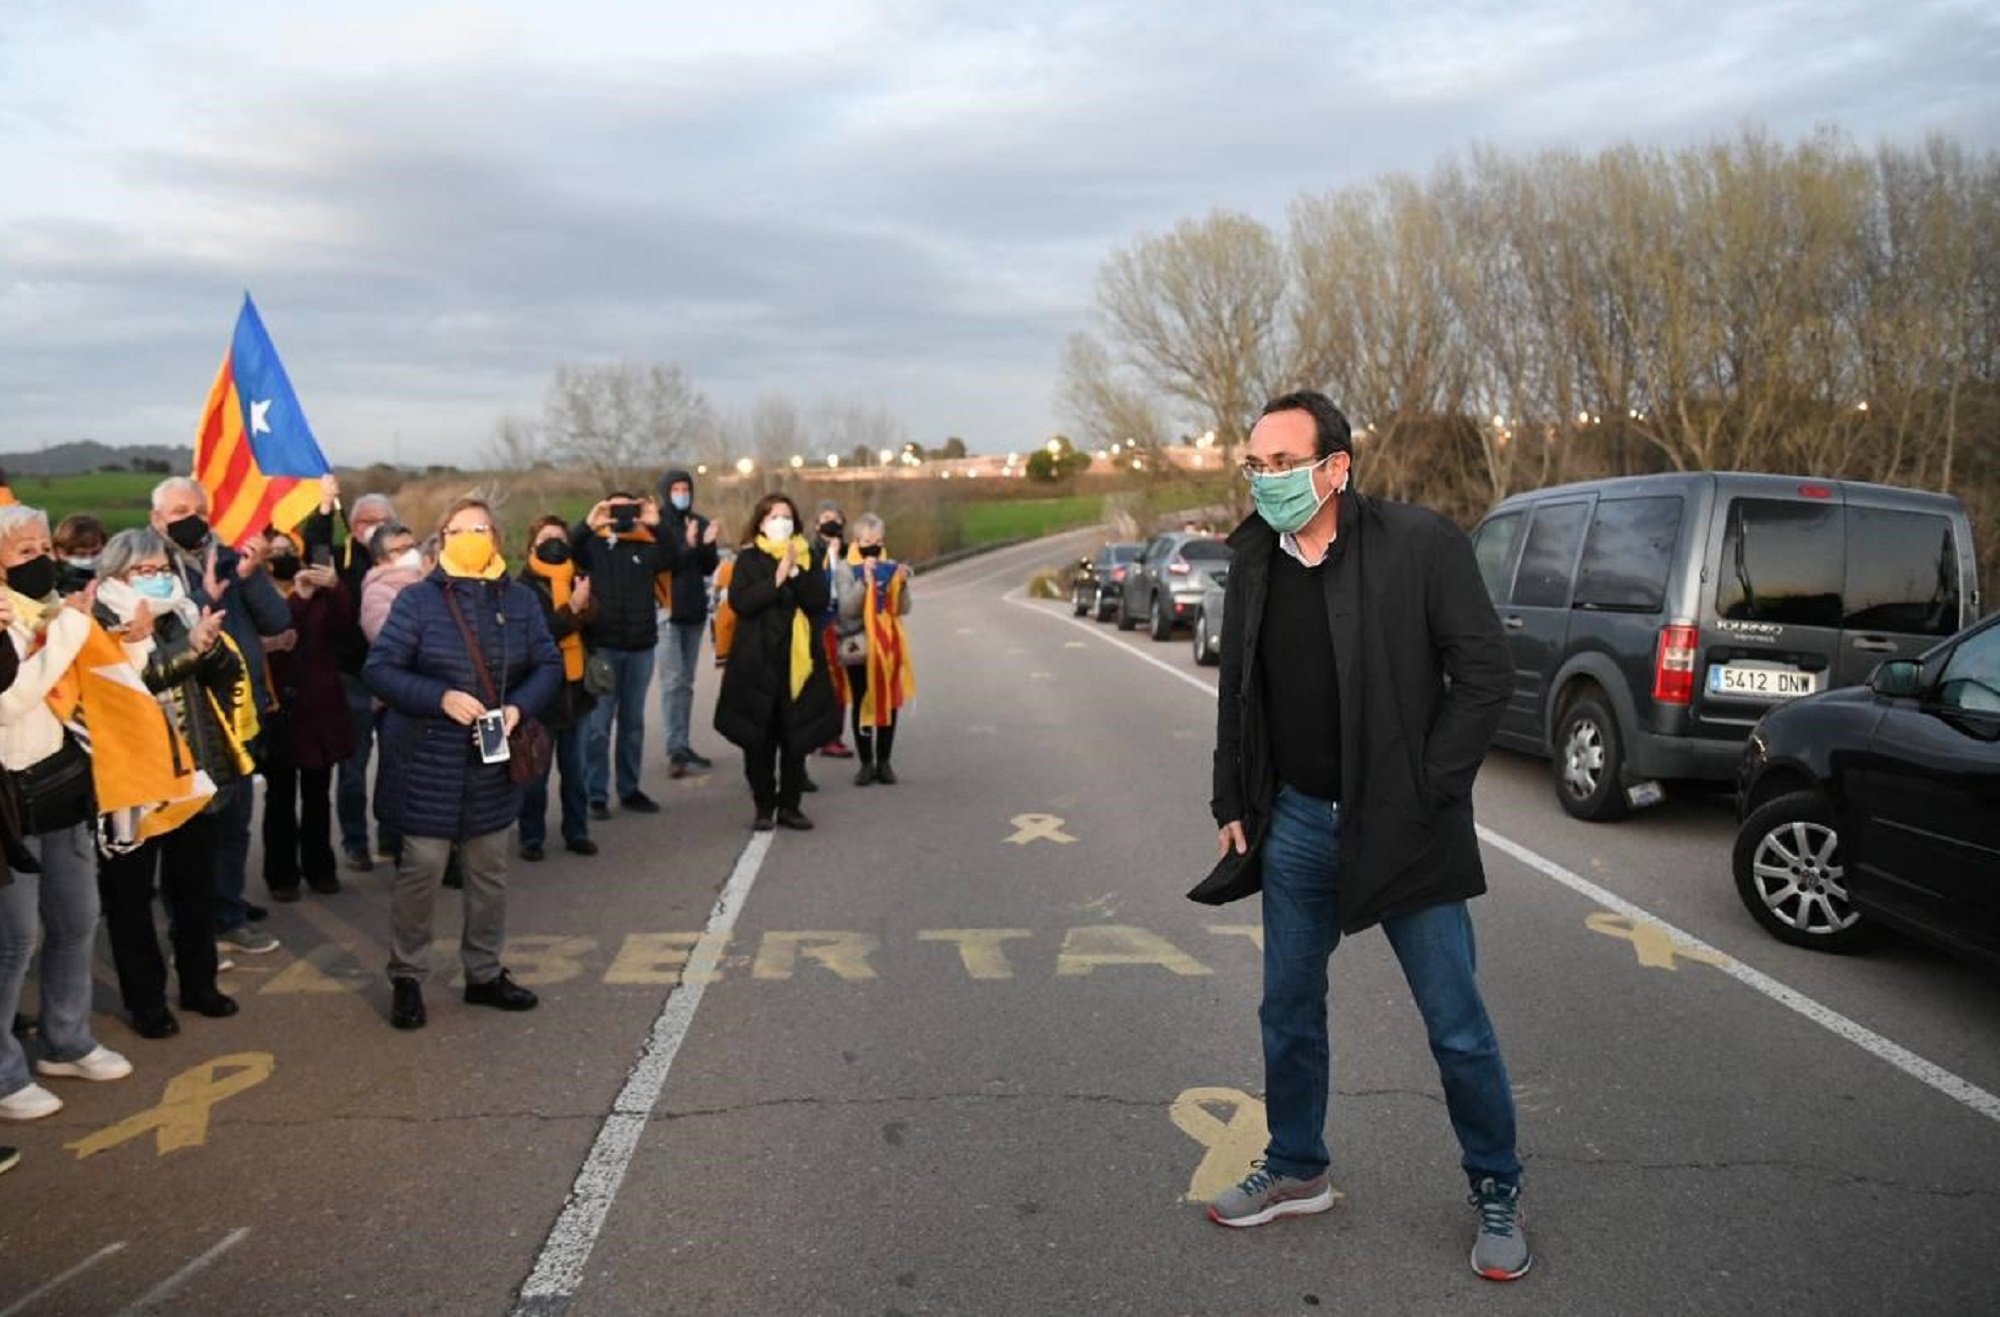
[1469,1178,1531,1280]
[1207,1162,1334,1228]
[217,925,280,955]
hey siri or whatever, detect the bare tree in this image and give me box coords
[1057,332,1170,453]
[541,361,713,492]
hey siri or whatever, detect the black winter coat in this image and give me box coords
[1209,491,1511,931]
[571,523,679,652]
[713,543,840,755]
[364,572,564,841]
[656,468,720,622]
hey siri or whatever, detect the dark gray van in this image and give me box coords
[1469,472,1979,820]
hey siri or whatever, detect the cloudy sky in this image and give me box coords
[2,0,1995,464]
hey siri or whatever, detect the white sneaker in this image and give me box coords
[0,1083,64,1120]
[37,1045,134,1082]
[218,956,236,973]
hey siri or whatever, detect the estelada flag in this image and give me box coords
[47,622,215,851]
[194,293,333,548]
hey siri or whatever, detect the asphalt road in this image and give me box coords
[3,528,1997,1316]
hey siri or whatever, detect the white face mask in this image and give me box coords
[762,516,794,542]
[393,549,423,571]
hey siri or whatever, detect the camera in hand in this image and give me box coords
[609,503,640,533]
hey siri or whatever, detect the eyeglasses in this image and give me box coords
[442,524,493,538]
[1238,453,1330,480]
[128,563,174,578]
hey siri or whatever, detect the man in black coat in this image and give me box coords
[1203,391,1529,1281]
[571,493,681,817]
[654,468,722,777]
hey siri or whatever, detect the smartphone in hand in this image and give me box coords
[474,709,511,764]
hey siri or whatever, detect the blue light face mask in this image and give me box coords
[670,491,691,512]
[1248,454,1338,534]
[133,574,179,601]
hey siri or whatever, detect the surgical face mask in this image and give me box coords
[133,573,181,602]
[1248,454,1338,535]
[762,516,794,543]
[393,549,423,572]
[63,554,99,573]
[669,491,691,512]
[164,514,209,553]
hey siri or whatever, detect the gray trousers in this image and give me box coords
[388,830,509,986]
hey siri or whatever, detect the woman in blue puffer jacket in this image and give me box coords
[364,497,562,1032]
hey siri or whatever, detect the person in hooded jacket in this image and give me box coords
[1203,391,1526,1281]
[0,506,131,1123]
[653,468,722,778]
[713,493,839,832]
[365,498,562,1031]
[92,528,249,1040]
[518,515,598,861]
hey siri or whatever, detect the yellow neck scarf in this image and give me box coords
[526,555,585,682]
[755,533,814,699]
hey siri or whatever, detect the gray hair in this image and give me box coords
[370,519,413,562]
[852,512,885,540]
[0,504,50,546]
[351,493,395,521]
[150,475,208,513]
[100,528,173,581]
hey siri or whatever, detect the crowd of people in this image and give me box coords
[0,468,916,1175]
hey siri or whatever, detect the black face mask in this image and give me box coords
[269,555,301,581]
[819,520,844,540]
[858,544,883,559]
[6,554,57,601]
[165,514,209,553]
[534,540,571,566]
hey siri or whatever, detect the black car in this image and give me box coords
[1072,542,1143,621]
[1733,611,2000,962]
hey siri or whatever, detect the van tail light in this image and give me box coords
[1168,559,1191,576]
[1111,566,1126,582]
[1654,624,1700,705]
[1798,483,1833,499]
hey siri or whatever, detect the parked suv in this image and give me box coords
[1468,472,1978,821]
[1072,542,1143,621]
[1118,533,1231,640]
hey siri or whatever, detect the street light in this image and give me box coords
[878,448,894,467]
[734,457,754,476]
[789,455,805,469]
[1045,438,1062,456]
[826,454,840,468]
[696,464,708,476]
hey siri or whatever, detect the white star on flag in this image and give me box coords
[250,399,272,435]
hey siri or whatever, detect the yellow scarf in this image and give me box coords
[526,555,585,682]
[755,533,815,699]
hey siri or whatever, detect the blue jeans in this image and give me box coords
[335,670,374,854]
[521,722,589,847]
[585,645,655,805]
[212,778,255,931]
[0,825,103,1097]
[1258,785,1520,1188]
[656,616,705,760]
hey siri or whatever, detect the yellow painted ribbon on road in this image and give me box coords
[1006,813,1077,845]
[67,1052,275,1160]
[1586,912,1728,971]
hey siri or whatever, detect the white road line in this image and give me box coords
[0,1242,127,1317]
[512,831,775,1316]
[117,1229,249,1316]
[1006,590,2000,1128]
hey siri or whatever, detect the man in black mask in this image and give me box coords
[148,477,294,958]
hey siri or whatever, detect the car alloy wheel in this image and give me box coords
[1748,819,1857,936]
[1560,721,1603,798]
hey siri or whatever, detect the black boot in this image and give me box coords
[464,969,538,1012]
[390,977,426,1030]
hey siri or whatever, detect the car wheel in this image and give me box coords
[1552,693,1629,821]
[1072,584,1090,616]
[1116,588,1139,631]
[1095,588,1114,622]
[1193,611,1219,666]
[1149,595,1174,641]
[1732,791,1879,952]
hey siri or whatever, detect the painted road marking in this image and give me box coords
[68,1054,274,1160]
[1057,926,1212,976]
[918,929,1033,979]
[752,930,881,981]
[1168,1086,1331,1206]
[603,933,716,985]
[1006,813,1077,845]
[1208,924,1264,952]
[118,1229,251,1315]
[0,1242,126,1317]
[1006,587,2000,1129]
[512,831,774,1315]
[1586,912,1727,970]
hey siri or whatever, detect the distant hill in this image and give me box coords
[0,441,193,477]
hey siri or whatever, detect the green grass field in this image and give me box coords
[8,470,164,534]
[953,494,1104,543]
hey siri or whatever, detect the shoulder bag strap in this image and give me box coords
[439,584,503,709]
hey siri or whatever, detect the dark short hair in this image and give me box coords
[54,513,107,553]
[741,493,802,548]
[1260,391,1353,459]
[369,520,413,562]
[529,513,569,540]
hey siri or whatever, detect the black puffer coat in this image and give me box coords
[1209,490,1511,931]
[713,543,840,755]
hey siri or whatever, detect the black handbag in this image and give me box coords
[13,734,94,836]
[441,586,554,787]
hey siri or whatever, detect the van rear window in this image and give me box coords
[1717,499,1842,628]
[1844,508,1960,636]
[1574,496,1683,613]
